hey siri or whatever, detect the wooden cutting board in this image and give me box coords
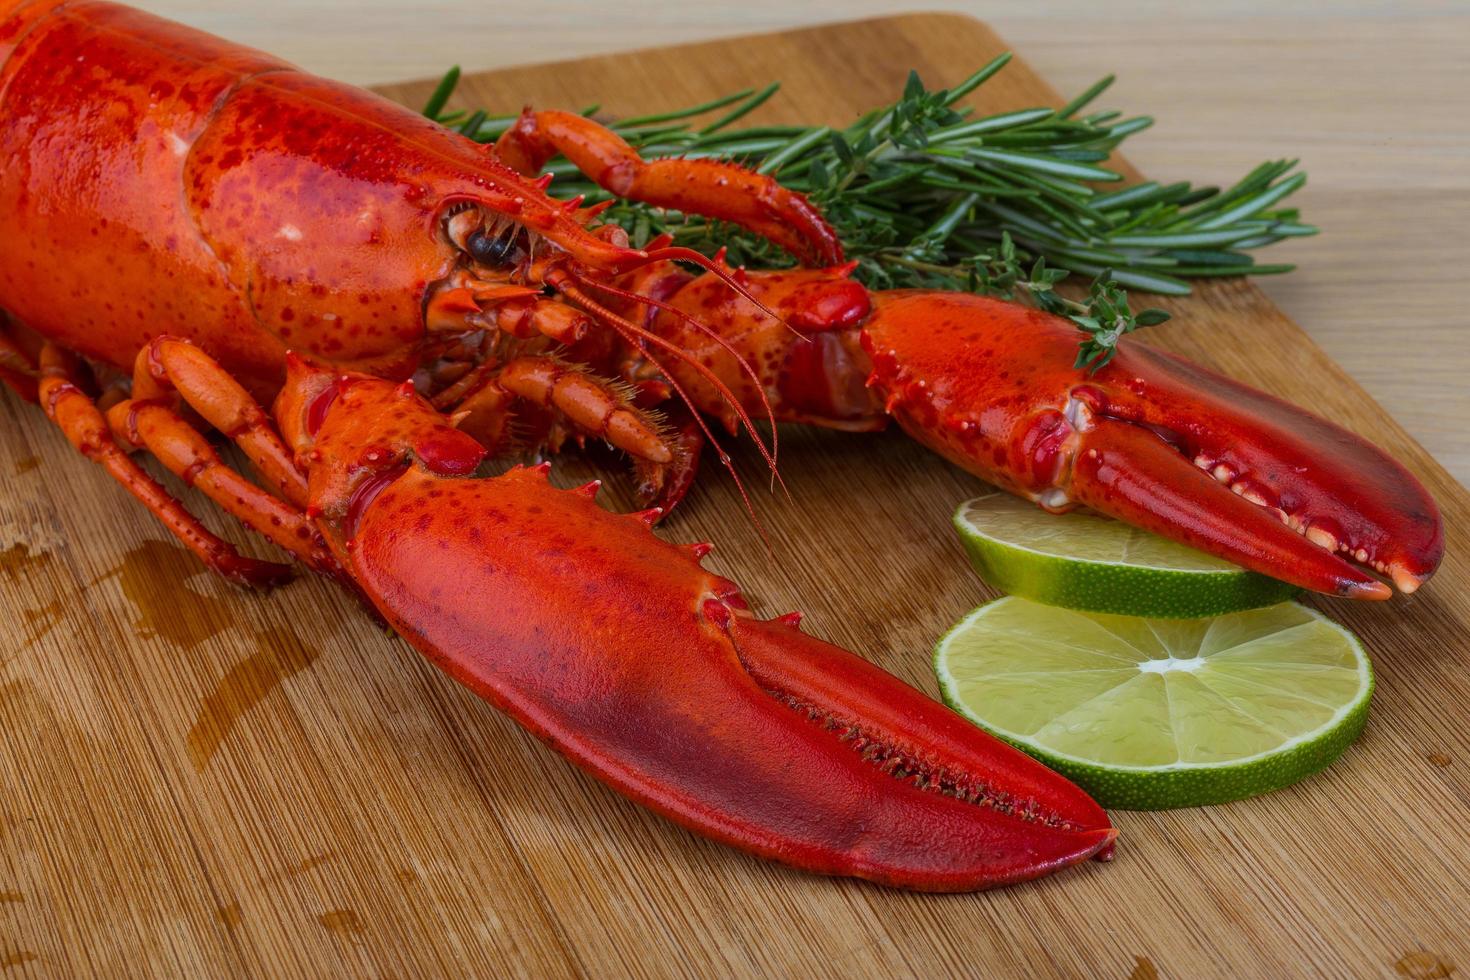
[1,13,1465,978]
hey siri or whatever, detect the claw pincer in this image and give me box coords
[280,362,1114,891]
[634,268,1442,599]
[862,292,1443,598]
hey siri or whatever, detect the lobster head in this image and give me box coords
[169,43,697,381]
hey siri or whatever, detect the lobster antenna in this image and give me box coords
[555,280,776,543]
[567,274,783,476]
[641,348,774,552]
[640,245,794,330]
[555,277,783,488]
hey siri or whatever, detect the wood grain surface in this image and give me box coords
[2,13,1467,979]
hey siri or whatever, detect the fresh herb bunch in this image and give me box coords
[422,55,1314,371]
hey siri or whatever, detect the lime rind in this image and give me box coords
[934,598,1374,810]
[954,492,1299,618]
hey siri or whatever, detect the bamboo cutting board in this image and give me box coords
[1,13,1466,978]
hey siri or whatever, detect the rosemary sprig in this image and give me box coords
[424,56,1314,371]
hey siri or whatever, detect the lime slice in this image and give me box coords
[934,598,1373,809]
[954,491,1298,618]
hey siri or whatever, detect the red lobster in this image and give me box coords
[0,1,1440,889]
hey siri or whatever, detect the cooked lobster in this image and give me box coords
[0,0,1440,890]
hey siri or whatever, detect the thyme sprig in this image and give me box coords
[424,55,1313,371]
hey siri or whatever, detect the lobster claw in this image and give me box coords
[288,370,1114,891]
[723,612,1116,887]
[863,292,1443,598]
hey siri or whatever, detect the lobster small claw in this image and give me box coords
[284,367,1115,891]
[862,292,1444,598]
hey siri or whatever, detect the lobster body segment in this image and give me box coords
[0,0,647,398]
[281,365,1115,891]
[0,0,291,391]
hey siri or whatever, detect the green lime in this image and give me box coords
[953,491,1298,618]
[934,598,1373,809]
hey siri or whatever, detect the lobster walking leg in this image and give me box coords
[35,343,292,588]
[436,375,518,454]
[495,356,673,465]
[494,110,843,266]
[442,355,699,510]
[0,319,37,402]
[129,339,309,507]
[92,337,338,578]
[102,398,334,576]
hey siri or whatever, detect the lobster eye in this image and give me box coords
[466,225,524,269]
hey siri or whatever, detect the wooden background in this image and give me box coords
[1,8,1468,980]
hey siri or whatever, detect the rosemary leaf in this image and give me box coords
[421,65,460,119]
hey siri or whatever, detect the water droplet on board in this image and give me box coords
[317,909,363,935]
[1129,957,1159,980]
[186,626,321,771]
[249,848,339,922]
[276,852,334,881]
[86,539,328,770]
[20,599,64,649]
[0,541,50,578]
[1395,951,1456,979]
[102,540,229,649]
[0,544,61,660]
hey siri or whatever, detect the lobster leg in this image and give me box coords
[102,399,337,576]
[442,354,697,510]
[437,376,519,455]
[92,336,341,576]
[0,318,38,402]
[494,110,843,266]
[634,408,705,513]
[129,338,309,507]
[496,356,674,466]
[35,344,291,588]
